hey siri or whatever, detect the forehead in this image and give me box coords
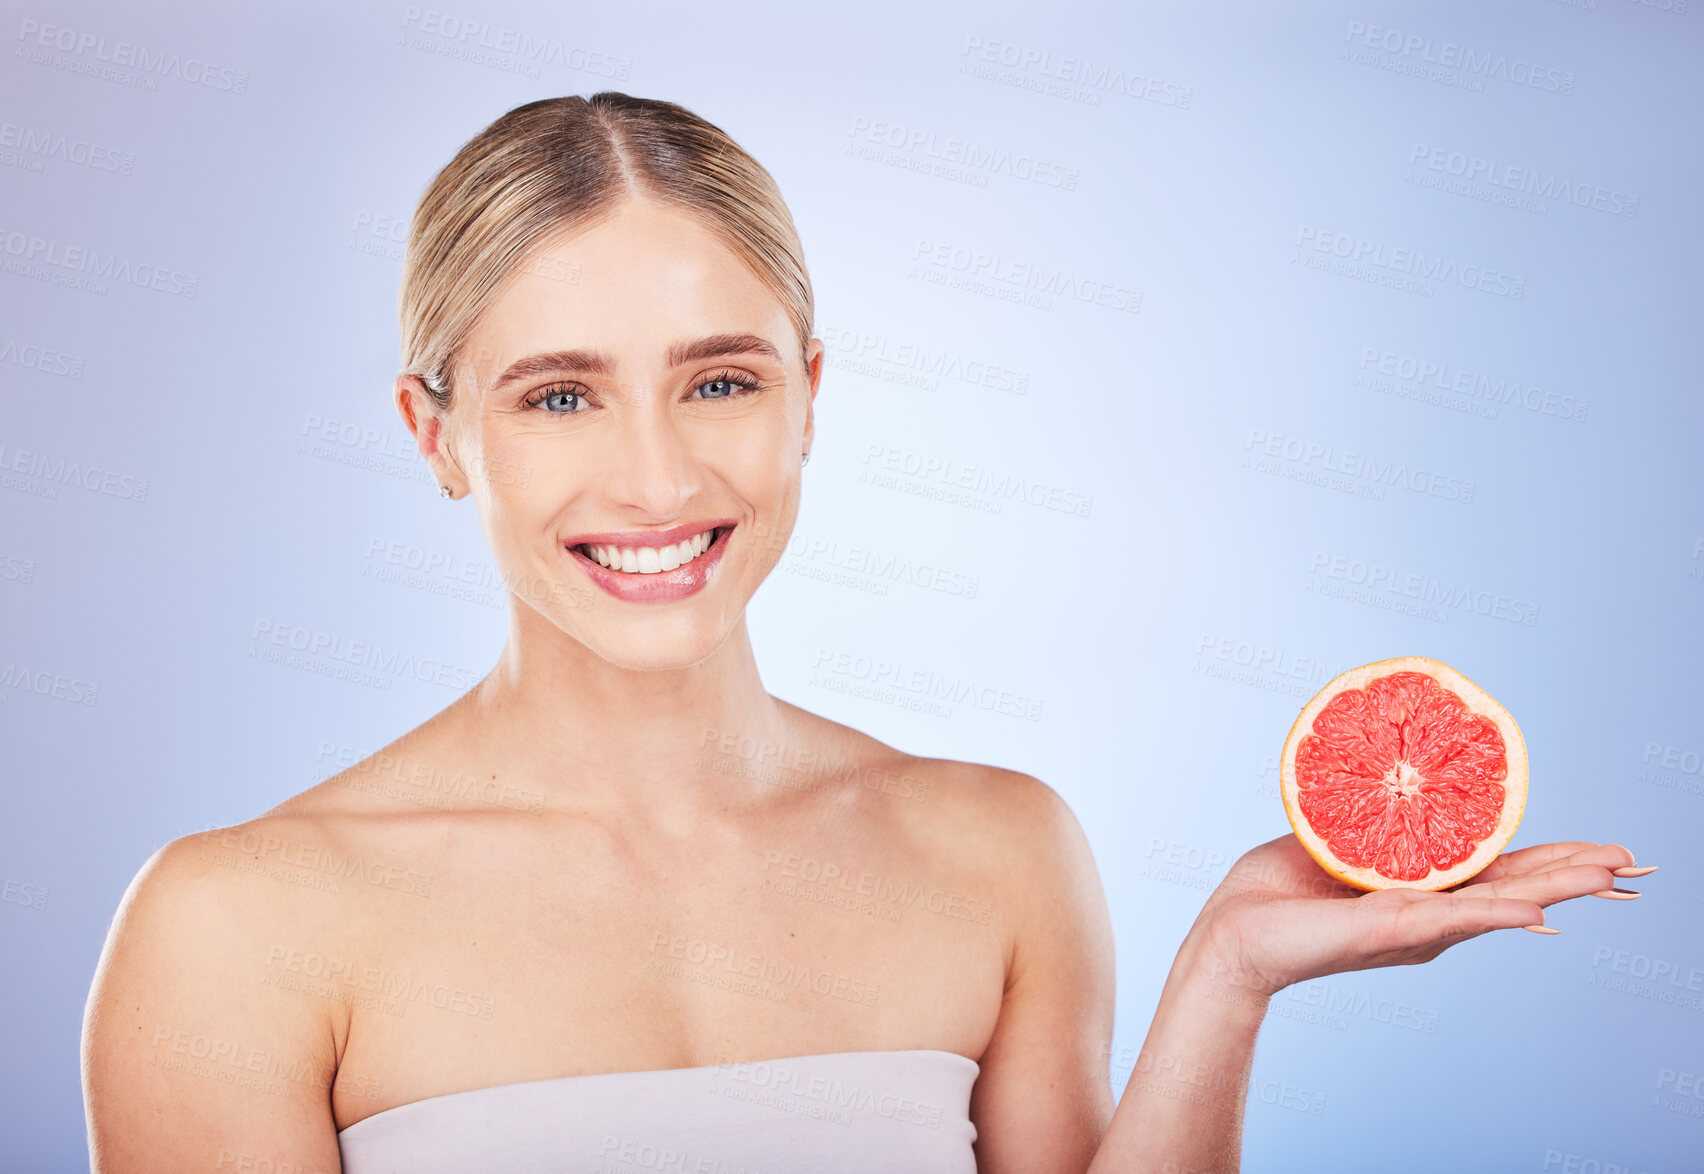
[462,198,789,381]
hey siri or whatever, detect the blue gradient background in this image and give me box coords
[2,1,1700,1170]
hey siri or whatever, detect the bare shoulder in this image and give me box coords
[83,815,350,1169]
[910,755,1079,829]
[91,809,355,991]
[89,717,438,997]
[779,701,1103,940]
[776,696,1063,819]
[887,758,1118,1168]
[897,754,1105,907]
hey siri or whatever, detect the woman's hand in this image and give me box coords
[1080,833,1654,1174]
[1189,835,1654,1000]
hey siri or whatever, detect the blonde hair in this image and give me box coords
[399,92,814,411]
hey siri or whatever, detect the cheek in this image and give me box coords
[716,410,799,475]
[481,426,548,478]
[708,425,798,503]
[475,459,564,562]
[479,426,584,514]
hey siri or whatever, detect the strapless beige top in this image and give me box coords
[336,1048,980,1173]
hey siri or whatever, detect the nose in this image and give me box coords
[601,392,701,519]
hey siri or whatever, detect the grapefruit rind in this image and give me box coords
[1279,656,1527,892]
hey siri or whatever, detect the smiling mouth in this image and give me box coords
[572,526,729,574]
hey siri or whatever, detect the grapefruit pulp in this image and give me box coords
[1279,657,1527,891]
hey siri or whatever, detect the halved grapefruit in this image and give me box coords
[1279,657,1527,891]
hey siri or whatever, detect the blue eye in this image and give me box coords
[523,383,586,413]
[522,369,761,414]
[692,370,762,400]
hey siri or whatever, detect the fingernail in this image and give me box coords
[1591,889,1641,900]
[1613,866,1658,878]
[1523,925,1561,935]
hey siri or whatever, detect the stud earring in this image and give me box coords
[801,450,811,467]
[439,484,453,499]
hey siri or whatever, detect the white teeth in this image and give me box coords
[580,528,720,575]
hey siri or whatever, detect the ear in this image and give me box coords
[395,374,467,496]
[802,336,825,454]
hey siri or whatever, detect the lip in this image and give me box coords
[564,520,737,604]
[563,518,738,549]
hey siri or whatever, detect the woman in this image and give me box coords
[81,93,1650,1174]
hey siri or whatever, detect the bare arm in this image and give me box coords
[1085,925,1266,1173]
[1085,835,1643,1173]
[964,775,1264,1174]
[82,834,345,1173]
[965,771,1645,1174]
[966,774,1116,1174]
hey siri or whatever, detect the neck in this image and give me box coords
[464,601,792,824]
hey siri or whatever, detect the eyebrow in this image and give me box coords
[486,332,785,395]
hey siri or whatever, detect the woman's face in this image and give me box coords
[401,197,823,671]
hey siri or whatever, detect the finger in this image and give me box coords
[1465,842,1636,887]
[1458,862,1622,908]
[1464,841,1597,885]
[1384,893,1546,949]
[1529,842,1637,878]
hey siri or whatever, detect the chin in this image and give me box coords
[585,623,733,672]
